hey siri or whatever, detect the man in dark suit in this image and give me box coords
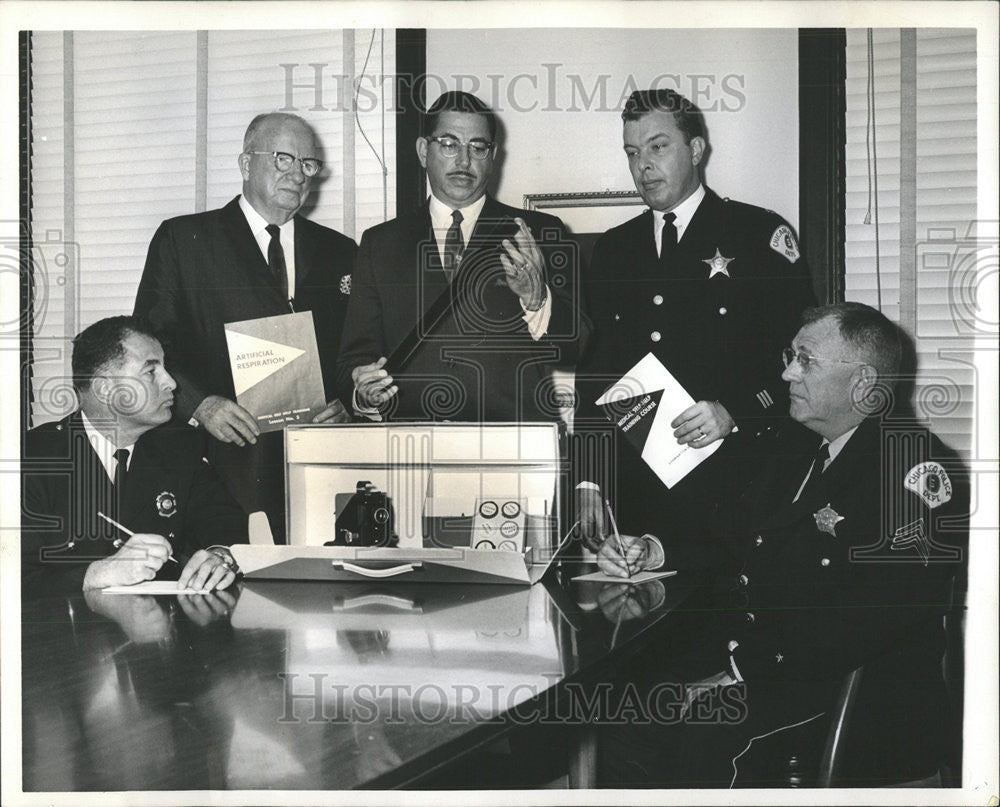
[22,317,248,593]
[596,303,967,786]
[336,91,583,422]
[135,113,356,540]
[574,88,816,551]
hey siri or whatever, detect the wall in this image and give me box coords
[426,28,800,231]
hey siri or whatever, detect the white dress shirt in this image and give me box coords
[82,411,135,483]
[653,183,706,256]
[239,195,296,303]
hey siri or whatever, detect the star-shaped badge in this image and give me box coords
[702,248,734,279]
[814,504,844,537]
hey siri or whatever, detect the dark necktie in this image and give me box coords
[265,223,289,301]
[796,442,831,503]
[659,211,677,261]
[113,448,130,491]
[443,209,465,281]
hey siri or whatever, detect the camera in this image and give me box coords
[331,481,396,547]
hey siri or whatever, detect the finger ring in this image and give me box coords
[697,427,706,439]
[516,263,526,272]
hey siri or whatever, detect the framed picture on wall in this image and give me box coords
[523,190,646,261]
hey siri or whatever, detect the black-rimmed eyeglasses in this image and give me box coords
[426,136,495,160]
[246,151,323,177]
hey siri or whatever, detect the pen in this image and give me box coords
[604,498,632,578]
[97,511,177,564]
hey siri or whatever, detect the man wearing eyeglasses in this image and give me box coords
[573,88,816,556]
[336,91,583,422]
[135,113,356,542]
[595,302,967,787]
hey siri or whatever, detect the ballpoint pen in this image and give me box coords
[604,498,632,578]
[97,511,177,563]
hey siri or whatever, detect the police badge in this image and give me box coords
[155,491,177,518]
[814,504,844,537]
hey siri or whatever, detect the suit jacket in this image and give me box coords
[21,412,248,591]
[574,189,816,539]
[336,196,584,422]
[135,196,358,420]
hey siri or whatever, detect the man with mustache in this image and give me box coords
[134,113,356,542]
[574,88,816,553]
[22,316,247,592]
[337,91,582,422]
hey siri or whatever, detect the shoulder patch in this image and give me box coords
[904,462,952,509]
[339,274,351,295]
[769,225,800,263]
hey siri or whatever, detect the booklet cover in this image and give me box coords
[595,352,723,489]
[224,311,326,432]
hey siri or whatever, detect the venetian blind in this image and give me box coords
[28,29,396,425]
[845,28,978,457]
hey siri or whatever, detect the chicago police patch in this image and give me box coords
[904,462,952,509]
[769,225,800,263]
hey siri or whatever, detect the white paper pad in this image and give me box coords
[596,352,724,488]
[103,581,213,595]
[571,569,677,584]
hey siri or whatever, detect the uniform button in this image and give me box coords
[738,574,749,586]
[754,535,764,547]
[653,294,663,306]
[745,612,755,623]
[821,558,830,567]
[650,331,661,342]
[718,306,728,315]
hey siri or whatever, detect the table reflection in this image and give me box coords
[21,571,686,791]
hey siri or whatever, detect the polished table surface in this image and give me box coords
[21,565,693,791]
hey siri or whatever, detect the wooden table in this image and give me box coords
[20,566,692,792]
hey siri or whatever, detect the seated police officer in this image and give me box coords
[22,316,247,592]
[595,302,967,787]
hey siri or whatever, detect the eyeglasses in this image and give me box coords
[426,136,495,160]
[246,151,323,177]
[782,347,867,372]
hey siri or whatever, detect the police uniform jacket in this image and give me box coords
[336,196,583,422]
[22,412,248,591]
[574,188,816,539]
[723,416,966,684]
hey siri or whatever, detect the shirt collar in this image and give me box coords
[824,424,860,466]
[239,194,295,238]
[81,411,135,478]
[428,192,488,231]
[653,183,705,239]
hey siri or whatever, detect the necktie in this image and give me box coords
[795,442,830,503]
[443,209,465,281]
[265,224,289,301]
[113,448,130,491]
[659,211,677,261]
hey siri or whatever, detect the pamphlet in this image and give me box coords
[595,352,724,488]
[224,311,326,432]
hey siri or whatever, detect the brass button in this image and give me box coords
[754,535,763,547]
[821,558,830,567]
[745,612,755,623]
[650,331,661,342]
[653,294,663,305]
[718,306,728,315]
[738,574,749,586]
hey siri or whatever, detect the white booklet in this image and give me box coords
[595,352,724,489]
[103,581,213,595]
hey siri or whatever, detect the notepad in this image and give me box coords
[103,581,213,595]
[571,569,677,584]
